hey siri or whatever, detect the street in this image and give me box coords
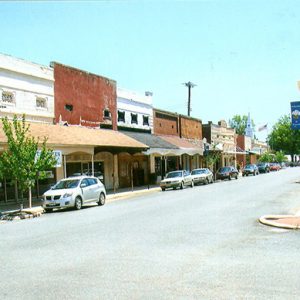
[1,168,300,299]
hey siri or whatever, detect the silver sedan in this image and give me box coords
[191,168,214,185]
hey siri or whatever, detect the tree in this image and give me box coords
[275,151,288,164]
[0,115,56,207]
[229,115,255,135]
[203,143,221,179]
[268,115,300,162]
[258,152,274,163]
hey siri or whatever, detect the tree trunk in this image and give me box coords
[14,181,18,202]
[28,186,32,208]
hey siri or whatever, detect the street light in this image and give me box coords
[183,81,196,116]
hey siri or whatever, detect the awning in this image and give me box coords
[0,122,149,154]
[120,131,181,156]
[158,135,204,156]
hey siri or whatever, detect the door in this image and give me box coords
[80,178,93,202]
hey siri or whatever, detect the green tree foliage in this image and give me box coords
[203,144,221,179]
[229,115,255,135]
[258,152,274,163]
[268,115,300,161]
[0,115,56,207]
[275,150,288,163]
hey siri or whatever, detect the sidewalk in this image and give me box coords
[0,184,160,214]
[259,215,300,230]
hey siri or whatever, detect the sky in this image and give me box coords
[1,0,300,141]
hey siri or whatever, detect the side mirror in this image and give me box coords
[80,183,87,188]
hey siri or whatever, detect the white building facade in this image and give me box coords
[117,88,153,132]
[0,53,54,123]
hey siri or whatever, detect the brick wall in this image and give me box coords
[236,135,245,150]
[153,109,179,136]
[52,62,117,130]
[180,116,202,139]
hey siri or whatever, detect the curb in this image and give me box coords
[107,187,161,202]
[0,207,44,223]
[259,215,300,230]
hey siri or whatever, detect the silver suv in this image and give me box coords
[42,176,106,212]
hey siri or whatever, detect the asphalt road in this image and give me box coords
[1,167,300,299]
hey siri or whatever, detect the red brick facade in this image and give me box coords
[180,115,202,140]
[153,109,179,136]
[52,62,117,130]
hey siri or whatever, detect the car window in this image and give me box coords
[87,178,97,185]
[80,179,89,187]
[166,171,182,178]
[52,179,80,190]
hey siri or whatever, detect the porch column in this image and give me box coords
[63,155,67,178]
[113,154,119,192]
[91,154,94,176]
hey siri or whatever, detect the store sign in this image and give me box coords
[291,101,300,129]
[36,150,62,168]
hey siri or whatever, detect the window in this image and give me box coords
[65,104,73,112]
[131,113,138,124]
[36,97,47,109]
[103,109,111,120]
[118,110,125,122]
[2,91,15,105]
[143,115,149,126]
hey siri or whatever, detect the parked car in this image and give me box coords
[216,166,239,180]
[269,163,281,171]
[160,170,193,191]
[242,164,259,176]
[256,162,270,173]
[42,176,106,212]
[191,168,214,185]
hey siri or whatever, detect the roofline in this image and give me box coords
[50,61,117,85]
[0,52,52,70]
[153,108,178,117]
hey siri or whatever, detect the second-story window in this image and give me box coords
[2,91,15,105]
[36,97,47,109]
[65,104,73,112]
[103,108,111,120]
[131,113,138,124]
[143,115,149,126]
[118,110,125,122]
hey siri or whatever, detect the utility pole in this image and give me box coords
[183,81,196,116]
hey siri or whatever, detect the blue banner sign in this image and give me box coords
[291,101,300,129]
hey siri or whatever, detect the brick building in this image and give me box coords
[51,62,117,130]
[153,108,203,175]
[202,120,236,169]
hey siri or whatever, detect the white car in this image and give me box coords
[191,168,214,185]
[160,170,194,191]
[42,176,106,212]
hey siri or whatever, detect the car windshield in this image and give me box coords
[191,169,206,175]
[245,165,253,169]
[257,163,264,166]
[219,167,231,172]
[166,171,182,178]
[52,179,80,190]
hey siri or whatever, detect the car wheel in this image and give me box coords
[190,180,194,188]
[210,178,214,184]
[98,192,105,206]
[235,175,238,179]
[205,178,209,185]
[180,182,184,189]
[44,208,53,213]
[74,196,82,210]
